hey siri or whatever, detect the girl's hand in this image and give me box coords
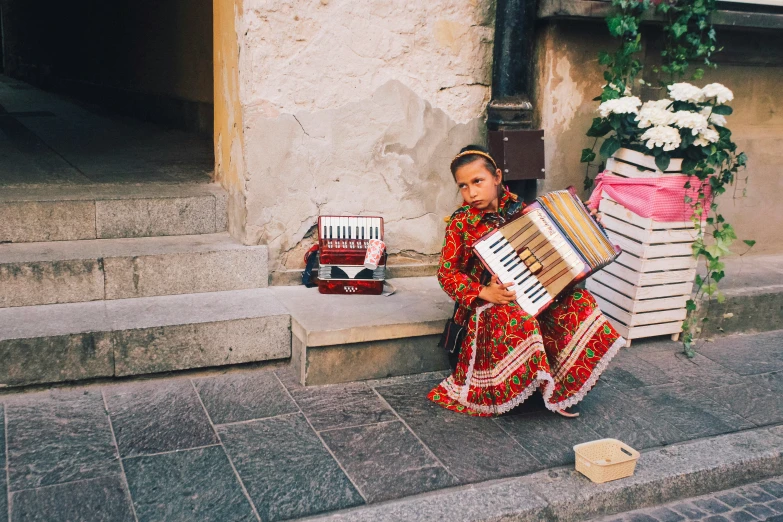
[587,205,603,225]
[479,275,517,305]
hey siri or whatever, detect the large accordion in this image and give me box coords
[473,189,620,317]
[316,216,385,295]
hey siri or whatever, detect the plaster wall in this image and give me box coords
[533,21,783,255]
[228,0,495,275]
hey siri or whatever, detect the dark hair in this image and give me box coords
[449,144,498,179]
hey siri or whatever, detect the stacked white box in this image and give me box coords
[585,149,698,347]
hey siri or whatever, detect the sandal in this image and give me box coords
[556,409,580,418]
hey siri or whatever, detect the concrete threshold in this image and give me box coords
[271,277,454,385]
[304,425,783,522]
[698,253,783,336]
[0,289,291,387]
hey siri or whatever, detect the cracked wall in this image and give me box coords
[226,0,495,276]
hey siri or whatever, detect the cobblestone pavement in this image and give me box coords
[594,476,783,521]
[0,330,780,521]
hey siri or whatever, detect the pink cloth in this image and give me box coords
[588,171,711,222]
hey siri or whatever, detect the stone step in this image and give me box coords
[0,232,268,307]
[0,182,227,243]
[0,289,291,388]
[270,277,453,386]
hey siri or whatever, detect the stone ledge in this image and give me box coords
[271,277,453,385]
[305,425,783,521]
[0,233,268,307]
[538,0,783,30]
[0,289,291,387]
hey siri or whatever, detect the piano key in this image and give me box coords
[321,217,327,240]
[349,217,358,241]
[359,217,366,241]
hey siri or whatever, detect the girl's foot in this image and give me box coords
[556,408,580,418]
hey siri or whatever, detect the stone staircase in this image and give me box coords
[0,182,292,388]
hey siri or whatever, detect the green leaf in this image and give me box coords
[716,292,726,304]
[743,239,756,248]
[672,23,688,38]
[581,148,597,163]
[712,105,733,115]
[685,299,697,312]
[681,158,698,174]
[655,154,671,172]
[599,136,622,159]
[587,118,612,137]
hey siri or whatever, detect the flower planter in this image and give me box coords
[586,149,698,347]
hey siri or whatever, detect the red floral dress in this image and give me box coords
[428,190,624,416]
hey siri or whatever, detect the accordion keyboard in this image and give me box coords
[474,209,586,316]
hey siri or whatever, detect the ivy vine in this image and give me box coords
[581,0,754,358]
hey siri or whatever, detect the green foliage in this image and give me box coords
[581,0,755,358]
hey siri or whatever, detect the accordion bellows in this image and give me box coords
[473,189,619,317]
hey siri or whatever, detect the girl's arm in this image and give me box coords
[437,217,484,308]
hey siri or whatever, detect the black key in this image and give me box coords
[500,251,514,263]
[489,237,504,250]
[529,286,548,301]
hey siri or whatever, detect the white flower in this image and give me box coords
[694,128,720,147]
[635,101,674,128]
[640,125,682,151]
[671,111,710,135]
[700,107,727,127]
[668,83,704,103]
[598,96,642,118]
[702,83,734,104]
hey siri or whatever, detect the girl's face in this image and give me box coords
[454,160,503,211]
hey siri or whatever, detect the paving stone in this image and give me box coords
[727,511,760,522]
[634,350,743,389]
[218,413,363,521]
[103,380,218,457]
[671,502,708,519]
[123,445,255,522]
[694,498,732,514]
[601,351,674,389]
[626,514,659,522]
[767,515,783,522]
[708,376,783,426]
[375,381,544,483]
[5,389,119,491]
[744,504,776,519]
[702,516,729,522]
[494,408,604,467]
[769,499,783,513]
[0,472,6,522]
[9,475,134,522]
[717,492,752,508]
[759,479,783,498]
[697,332,783,376]
[648,507,686,521]
[741,485,781,503]
[319,421,457,503]
[575,383,689,450]
[0,200,96,243]
[625,385,755,438]
[286,381,396,432]
[193,371,298,425]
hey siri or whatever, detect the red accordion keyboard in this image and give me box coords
[317,216,385,295]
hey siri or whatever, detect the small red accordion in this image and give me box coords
[316,216,386,295]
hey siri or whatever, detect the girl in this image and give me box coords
[428,145,624,417]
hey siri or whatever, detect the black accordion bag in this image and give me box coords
[438,302,466,355]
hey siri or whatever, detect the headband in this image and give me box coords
[450,150,499,172]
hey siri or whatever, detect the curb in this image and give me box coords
[302,425,783,522]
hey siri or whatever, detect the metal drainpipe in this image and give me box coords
[487,0,544,203]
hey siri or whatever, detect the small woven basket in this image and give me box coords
[573,438,640,484]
